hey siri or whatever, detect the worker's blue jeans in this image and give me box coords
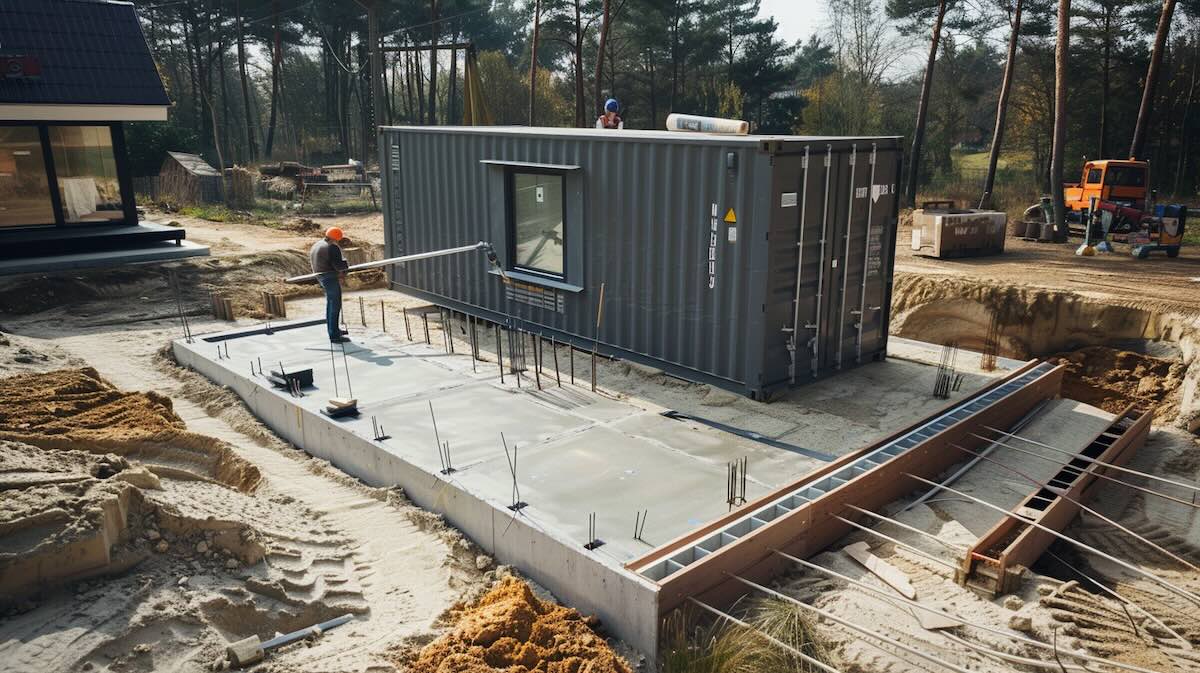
[317,274,342,340]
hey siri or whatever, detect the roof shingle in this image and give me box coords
[0,0,170,107]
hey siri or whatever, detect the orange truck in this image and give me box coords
[1063,159,1150,213]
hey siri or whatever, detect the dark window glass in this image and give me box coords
[1104,166,1145,188]
[1086,168,1102,184]
[0,126,55,227]
[49,125,124,224]
[510,172,565,276]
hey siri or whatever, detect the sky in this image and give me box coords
[757,0,825,46]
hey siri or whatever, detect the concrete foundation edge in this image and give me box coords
[171,337,661,660]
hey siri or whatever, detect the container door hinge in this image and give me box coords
[869,146,877,165]
[824,151,831,167]
[850,309,863,316]
[804,323,818,329]
[848,152,856,166]
[801,154,809,169]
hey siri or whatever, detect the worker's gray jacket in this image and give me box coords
[309,239,349,277]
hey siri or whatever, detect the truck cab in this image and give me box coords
[1063,160,1150,213]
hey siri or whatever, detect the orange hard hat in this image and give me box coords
[325,227,344,241]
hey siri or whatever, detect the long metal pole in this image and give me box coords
[1042,548,1192,648]
[726,574,979,673]
[903,400,1048,513]
[772,550,1171,673]
[835,143,857,369]
[831,514,958,570]
[788,145,810,384]
[285,242,497,283]
[844,504,966,551]
[810,146,832,378]
[904,473,1200,606]
[970,432,1200,509]
[980,425,1200,494]
[948,441,1200,572]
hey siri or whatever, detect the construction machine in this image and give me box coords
[1023,159,1187,258]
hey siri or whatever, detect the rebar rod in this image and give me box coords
[903,400,1048,513]
[844,504,966,551]
[939,632,1091,672]
[831,514,958,570]
[685,597,844,673]
[1043,548,1192,648]
[980,425,1200,494]
[727,574,978,673]
[948,442,1200,573]
[772,549,1173,673]
[969,433,1200,510]
[903,473,1200,607]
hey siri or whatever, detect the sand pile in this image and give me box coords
[0,368,260,491]
[410,578,632,673]
[1053,346,1185,419]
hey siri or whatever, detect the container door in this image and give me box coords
[858,146,900,358]
[763,145,824,387]
[816,145,856,372]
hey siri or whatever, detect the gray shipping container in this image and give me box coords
[381,126,902,399]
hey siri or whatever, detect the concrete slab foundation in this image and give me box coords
[173,319,1023,659]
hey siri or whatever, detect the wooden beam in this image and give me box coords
[651,362,1065,616]
[963,405,1152,595]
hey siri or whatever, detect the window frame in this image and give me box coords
[505,167,568,280]
[0,120,136,228]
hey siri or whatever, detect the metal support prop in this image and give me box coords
[836,143,857,369]
[551,337,561,386]
[495,324,505,383]
[787,145,810,383]
[403,307,411,340]
[855,143,878,363]
[380,300,386,332]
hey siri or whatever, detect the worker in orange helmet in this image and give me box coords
[310,227,351,343]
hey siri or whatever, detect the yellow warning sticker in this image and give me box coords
[723,208,737,223]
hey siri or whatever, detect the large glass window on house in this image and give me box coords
[49,125,124,223]
[0,126,55,228]
[510,172,565,277]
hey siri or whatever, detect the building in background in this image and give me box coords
[0,0,205,271]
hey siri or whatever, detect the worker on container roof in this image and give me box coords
[310,227,351,343]
[596,98,624,130]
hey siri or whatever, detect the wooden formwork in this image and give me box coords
[960,405,1152,596]
[631,360,1065,616]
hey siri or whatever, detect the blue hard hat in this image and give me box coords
[605,98,619,112]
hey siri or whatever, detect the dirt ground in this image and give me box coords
[894,213,1200,317]
[406,578,632,673]
[2,206,1200,672]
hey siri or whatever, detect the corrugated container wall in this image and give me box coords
[381,127,902,399]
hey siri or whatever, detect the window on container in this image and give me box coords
[0,126,55,228]
[48,125,125,224]
[508,171,565,277]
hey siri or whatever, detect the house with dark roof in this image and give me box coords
[0,0,206,271]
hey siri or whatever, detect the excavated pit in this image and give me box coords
[890,273,1200,429]
[0,369,266,605]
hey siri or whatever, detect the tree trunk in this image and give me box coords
[1174,33,1198,196]
[574,0,585,126]
[902,0,947,207]
[428,0,439,124]
[1051,0,1071,241]
[980,0,1023,209]
[594,0,612,117]
[265,1,282,159]
[236,0,258,162]
[218,39,232,164]
[1099,11,1111,157]
[405,49,416,123]
[529,0,542,126]
[448,38,458,125]
[415,43,426,124]
[359,35,371,166]
[1130,0,1178,159]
